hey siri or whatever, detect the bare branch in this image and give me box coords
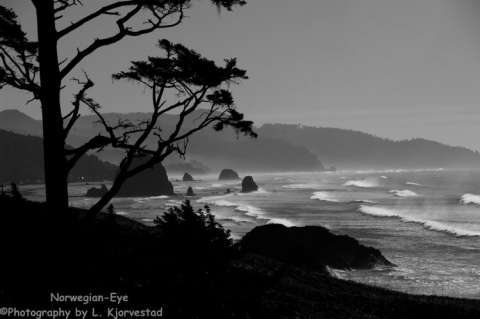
[54,0,83,13]
[60,4,185,79]
[63,72,93,138]
[56,0,139,39]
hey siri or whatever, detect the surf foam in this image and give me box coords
[344,179,379,188]
[310,191,339,202]
[460,194,480,206]
[282,183,323,189]
[406,182,423,187]
[197,195,295,226]
[389,189,419,198]
[358,205,480,237]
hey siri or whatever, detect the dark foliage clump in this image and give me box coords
[154,200,233,277]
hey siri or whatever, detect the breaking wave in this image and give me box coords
[406,182,423,187]
[197,194,295,227]
[344,179,379,188]
[358,205,480,237]
[310,191,375,204]
[134,195,169,203]
[282,183,323,189]
[310,191,339,202]
[460,194,480,206]
[389,189,419,198]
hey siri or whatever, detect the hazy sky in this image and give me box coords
[3,0,480,150]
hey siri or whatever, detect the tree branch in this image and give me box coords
[60,4,185,79]
[63,73,93,138]
[56,0,139,39]
[65,135,112,172]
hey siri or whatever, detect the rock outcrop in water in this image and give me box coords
[241,176,258,193]
[85,184,108,197]
[240,224,394,271]
[218,169,240,180]
[116,160,174,197]
[186,186,195,197]
[182,173,194,182]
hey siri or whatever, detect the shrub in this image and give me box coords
[154,200,234,277]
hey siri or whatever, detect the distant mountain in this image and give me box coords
[258,124,480,169]
[0,109,43,136]
[71,112,324,171]
[0,129,117,184]
[0,110,323,172]
[6,109,479,171]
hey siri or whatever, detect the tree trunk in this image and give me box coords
[33,0,69,213]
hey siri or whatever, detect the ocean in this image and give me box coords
[23,168,480,299]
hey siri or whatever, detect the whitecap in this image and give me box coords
[344,179,379,188]
[197,194,234,206]
[234,204,264,218]
[237,188,270,196]
[460,194,480,206]
[133,195,169,203]
[164,200,183,207]
[406,182,423,187]
[197,195,295,226]
[310,191,339,203]
[282,183,323,189]
[358,205,480,237]
[389,189,418,198]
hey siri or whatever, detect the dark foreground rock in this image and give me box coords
[85,184,108,197]
[186,186,195,196]
[240,224,394,271]
[183,173,194,182]
[218,169,240,180]
[116,160,174,197]
[241,176,258,193]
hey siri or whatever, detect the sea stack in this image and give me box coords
[85,184,108,197]
[182,173,194,182]
[218,169,240,180]
[241,176,258,193]
[116,159,174,197]
[186,186,195,197]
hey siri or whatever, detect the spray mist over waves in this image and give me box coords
[358,205,480,237]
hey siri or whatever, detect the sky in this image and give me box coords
[3,0,480,150]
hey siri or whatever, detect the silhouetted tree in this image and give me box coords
[0,0,252,213]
